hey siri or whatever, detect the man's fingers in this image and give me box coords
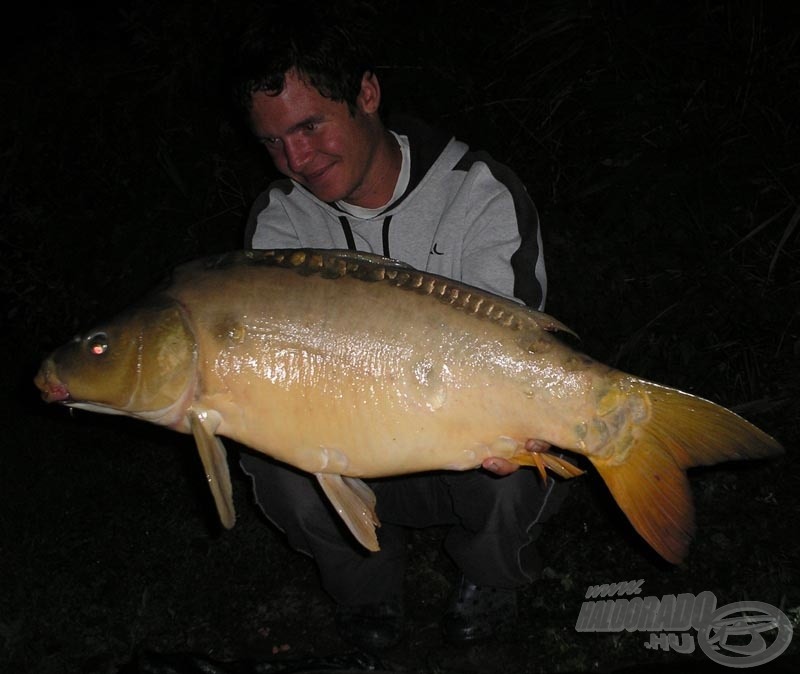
[482,457,521,476]
[525,439,551,452]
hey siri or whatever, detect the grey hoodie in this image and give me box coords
[246,116,546,309]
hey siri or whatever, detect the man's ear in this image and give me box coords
[356,71,381,114]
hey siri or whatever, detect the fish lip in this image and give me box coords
[41,383,72,404]
[34,367,72,403]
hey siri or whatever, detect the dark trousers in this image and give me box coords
[241,453,568,606]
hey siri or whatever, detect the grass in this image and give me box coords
[1,1,799,672]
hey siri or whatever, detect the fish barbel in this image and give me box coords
[34,249,782,563]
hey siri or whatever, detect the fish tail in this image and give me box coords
[588,381,783,564]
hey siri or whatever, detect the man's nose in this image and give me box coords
[284,138,313,173]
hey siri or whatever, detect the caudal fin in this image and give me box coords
[589,381,783,564]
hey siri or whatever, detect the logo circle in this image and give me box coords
[697,601,793,668]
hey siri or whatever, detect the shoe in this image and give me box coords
[335,598,404,650]
[442,576,518,643]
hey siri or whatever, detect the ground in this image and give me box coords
[1,2,799,673]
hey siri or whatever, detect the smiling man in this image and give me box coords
[249,70,396,208]
[229,3,566,651]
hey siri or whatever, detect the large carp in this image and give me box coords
[35,249,782,563]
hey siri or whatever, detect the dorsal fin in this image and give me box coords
[245,249,577,335]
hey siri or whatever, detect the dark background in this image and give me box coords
[2,1,799,672]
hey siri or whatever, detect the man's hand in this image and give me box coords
[482,439,551,476]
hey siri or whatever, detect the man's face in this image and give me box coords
[249,69,383,206]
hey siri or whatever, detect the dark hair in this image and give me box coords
[229,2,377,117]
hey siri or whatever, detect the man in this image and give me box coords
[229,5,566,651]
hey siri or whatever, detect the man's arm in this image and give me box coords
[456,152,546,310]
[457,156,549,475]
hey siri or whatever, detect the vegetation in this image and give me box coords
[2,1,798,672]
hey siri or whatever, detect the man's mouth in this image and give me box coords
[302,164,334,185]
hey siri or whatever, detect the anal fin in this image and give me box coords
[316,473,380,551]
[512,449,585,482]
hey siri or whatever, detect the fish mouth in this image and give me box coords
[34,365,72,403]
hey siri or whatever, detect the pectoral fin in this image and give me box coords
[316,473,380,551]
[189,410,235,529]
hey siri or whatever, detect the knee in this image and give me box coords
[447,469,559,527]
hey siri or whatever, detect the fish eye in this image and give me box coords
[87,333,109,356]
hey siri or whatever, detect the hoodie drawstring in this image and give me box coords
[339,216,356,251]
[339,215,393,258]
